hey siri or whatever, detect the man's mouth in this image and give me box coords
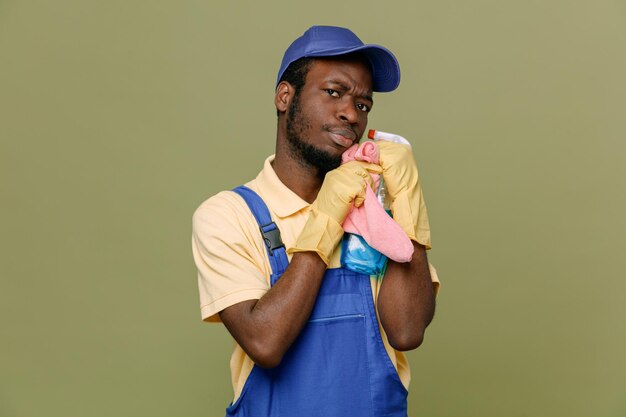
[327,128,358,148]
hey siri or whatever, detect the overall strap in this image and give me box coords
[232,185,289,285]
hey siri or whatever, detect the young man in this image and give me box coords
[193,25,439,417]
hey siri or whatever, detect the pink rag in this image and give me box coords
[341,142,414,263]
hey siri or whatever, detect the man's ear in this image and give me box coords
[275,81,294,114]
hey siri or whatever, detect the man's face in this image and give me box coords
[285,57,374,176]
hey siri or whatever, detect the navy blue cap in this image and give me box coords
[276,25,401,92]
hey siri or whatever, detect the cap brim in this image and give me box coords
[307,44,400,92]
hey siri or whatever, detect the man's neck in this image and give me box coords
[271,151,323,204]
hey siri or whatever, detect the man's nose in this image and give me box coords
[337,98,359,124]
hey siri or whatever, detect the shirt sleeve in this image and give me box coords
[192,191,271,323]
[428,262,441,297]
[414,184,432,250]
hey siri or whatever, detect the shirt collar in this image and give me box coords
[254,155,310,218]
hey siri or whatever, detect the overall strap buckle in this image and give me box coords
[260,222,285,255]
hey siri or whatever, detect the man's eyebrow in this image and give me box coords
[327,79,373,102]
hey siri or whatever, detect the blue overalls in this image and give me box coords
[227,186,408,417]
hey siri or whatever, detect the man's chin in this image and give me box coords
[288,138,340,174]
[306,153,341,176]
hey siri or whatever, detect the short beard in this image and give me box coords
[286,92,342,178]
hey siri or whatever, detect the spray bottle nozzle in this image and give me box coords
[368,129,411,147]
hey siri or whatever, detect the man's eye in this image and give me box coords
[357,103,370,112]
[325,89,339,97]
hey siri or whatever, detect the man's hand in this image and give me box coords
[289,160,381,264]
[376,141,430,247]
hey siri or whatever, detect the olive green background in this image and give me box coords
[1,1,625,416]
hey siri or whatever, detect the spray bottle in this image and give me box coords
[340,130,411,276]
